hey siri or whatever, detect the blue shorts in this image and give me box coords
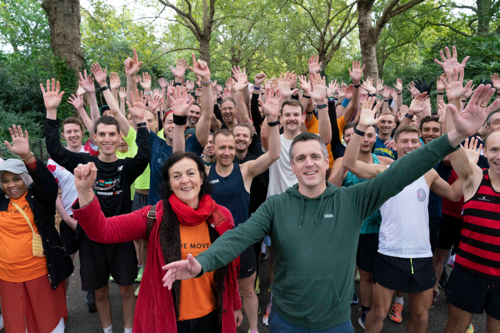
[264,235,271,247]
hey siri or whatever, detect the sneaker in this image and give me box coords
[351,292,359,305]
[438,269,448,289]
[466,324,474,333]
[86,291,97,313]
[255,276,260,295]
[431,290,439,309]
[135,266,144,283]
[358,312,366,329]
[389,303,403,323]
[262,303,272,326]
[135,285,140,297]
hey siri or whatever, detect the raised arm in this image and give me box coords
[78,69,100,128]
[399,93,429,127]
[342,98,387,179]
[393,78,403,113]
[109,72,121,103]
[232,67,254,137]
[68,94,95,143]
[309,73,331,144]
[124,48,143,104]
[242,86,282,182]
[251,73,266,137]
[188,53,212,147]
[169,87,194,153]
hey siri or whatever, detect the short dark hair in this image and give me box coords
[62,117,84,132]
[94,116,120,134]
[289,132,328,163]
[160,152,211,201]
[420,115,441,134]
[394,125,420,142]
[233,123,252,135]
[487,110,500,127]
[280,99,303,115]
[213,129,234,145]
[343,122,357,136]
[191,103,201,110]
[221,97,236,107]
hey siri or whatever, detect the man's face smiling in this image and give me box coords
[214,134,235,167]
[163,113,175,141]
[63,123,83,150]
[376,115,396,135]
[291,140,328,190]
[396,132,421,157]
[421,121,441,144]
[282,105,303,133]
[233,126,252,153]
[485,131,500,175]
[221,101,237,124]
[188,105,201,126]
[93,124,121,156]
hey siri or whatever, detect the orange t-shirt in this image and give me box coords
[305,115,346,168]
[0,193,48,282]
[178,221,217,321]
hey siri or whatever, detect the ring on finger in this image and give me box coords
[481,104,487,108]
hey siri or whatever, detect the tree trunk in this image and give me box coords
[358,1,380,80]
[41,0,84,72]
[199,38,211,68]
[476,0,493,35]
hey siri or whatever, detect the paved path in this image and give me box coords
[64,255,486,332]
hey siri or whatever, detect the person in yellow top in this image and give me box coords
[0,125,73,332]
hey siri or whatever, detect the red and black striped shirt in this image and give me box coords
[456,169,500,279]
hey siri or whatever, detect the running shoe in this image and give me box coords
[135,285,140,297]
[466,324,474,333]
[439,269,448,289]
[389,303,403,323]
[358,312,366,329]
[431,290,439,309]
[255,276,260,295]
[135,266,144,283]
[86,291,97,313]
[262,303,272,326]
[351,292,359,305]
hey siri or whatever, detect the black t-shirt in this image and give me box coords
[234,152,268,215]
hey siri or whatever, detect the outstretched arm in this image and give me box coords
[78,70,100,128]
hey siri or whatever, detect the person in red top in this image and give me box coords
[71,152,243,333]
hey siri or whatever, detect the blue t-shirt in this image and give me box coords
[373,136,396,159]
[428,161,452,218]
[147,131,203,205]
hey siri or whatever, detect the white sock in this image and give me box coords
[103,324,113,333]
[395,296,404,306]
[124,327,133,333]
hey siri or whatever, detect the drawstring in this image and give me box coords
[313,195,325,228]
[298,196,305,229]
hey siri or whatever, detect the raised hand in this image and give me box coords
[463,136,482,165]
[491,73,500,90]
[414,78,433,95]
[338,84,346,99]
[463,84,476,101]
[437,74,446,93]
[4,125,31,159]
[361,78,376,95]
[168,86,194,116]
[390,88,398,101]
[254,73,266,86]
[79,69,95,94]
[409,92,429,115]
[90,63,107,86]
[447,84,500,137]
[441,67,473,102]
[381,86,391,100]
[118,87,127,100]
[74,162,97,194]
[309,73,326,102]
[40,78,65,111]
[434,46,469,79]
[148,94,163,111]
[438,100,447,125]
[327,79,339,97]
[258,86,282,119]
[393,78,403,93]
[159,78,168,90]
[124,48,143,77]
[185,80,195,91]
[233,71,249,92]
[298,75,311,95]
[76,83,86,96]
[109,72,121,90]
[68,94,84,110]
[407,81,420,98]
[344,84,354,100]
[162,253,202,290]
[188,54,210,82]
[358,97,380,127]
[170,58,188,79]
[225,77,233,92]
[278,71,298,98]
[376,79,384,94]
[195,88,202,97]
[126,90,147,120]
[139,72,152,90]
[348,60,365,85]
[308,54,322,75]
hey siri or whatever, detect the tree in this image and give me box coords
[357,0,428,80]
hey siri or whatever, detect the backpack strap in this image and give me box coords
[146,205,157,240]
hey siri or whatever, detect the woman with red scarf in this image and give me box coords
[71,152,242,333]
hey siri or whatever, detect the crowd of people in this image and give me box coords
[0,45,499,333]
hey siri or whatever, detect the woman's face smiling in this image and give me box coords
[168,158,202,209]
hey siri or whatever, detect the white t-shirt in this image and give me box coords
[378,168,431,258]
[47,146,88,216]
[266,134,298,198]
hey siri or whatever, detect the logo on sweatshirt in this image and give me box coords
[417,188,426,202]
[324,214,334,218]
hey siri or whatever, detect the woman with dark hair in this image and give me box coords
[0,125,73,332]
[71,151,243,333]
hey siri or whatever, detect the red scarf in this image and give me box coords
[169,193,216,226]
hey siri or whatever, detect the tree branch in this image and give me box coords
[144,47,199,66]
[424,21,472,37]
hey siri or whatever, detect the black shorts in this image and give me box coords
[437,214,463,250]
[429,217,441,253]
[373,253,435,293]
[357,233,379,273]
[131,191,149,212]
[238,245,256,279]
[79,238,138,291]
[59,216,79,255]
[446,267,500,320]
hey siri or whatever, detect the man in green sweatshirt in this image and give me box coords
[162,84,498,332]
